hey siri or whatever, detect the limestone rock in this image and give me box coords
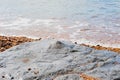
[0,39,120,80]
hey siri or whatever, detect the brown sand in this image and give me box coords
[80,74,100,80]
[81,44,120,54]
[0,35,41,52]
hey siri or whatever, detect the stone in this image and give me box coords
[54,74,83,80]
[0,39,120,80]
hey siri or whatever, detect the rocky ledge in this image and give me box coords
[0,39,120,80]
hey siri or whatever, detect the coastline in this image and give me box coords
[0,35,120,53]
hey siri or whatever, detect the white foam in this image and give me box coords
[0,33,38,39]
[0,17,120,48]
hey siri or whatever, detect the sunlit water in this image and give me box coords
[0,0,120,47]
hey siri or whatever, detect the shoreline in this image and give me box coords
[0,35,120,53]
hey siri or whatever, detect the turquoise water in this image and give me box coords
[0,0,120,47]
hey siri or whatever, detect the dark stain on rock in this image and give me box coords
[28,68,32,71]
[2,75,5,78]
[114,78,120,80]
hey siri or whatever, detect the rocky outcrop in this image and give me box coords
[0,39,120,80]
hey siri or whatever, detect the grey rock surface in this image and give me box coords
[0,39,120,80]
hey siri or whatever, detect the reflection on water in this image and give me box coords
[0,0,120,47]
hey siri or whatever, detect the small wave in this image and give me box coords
[0,16,120,48]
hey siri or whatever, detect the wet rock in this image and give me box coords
[0,39,120,80]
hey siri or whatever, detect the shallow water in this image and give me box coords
[0,0,120,47]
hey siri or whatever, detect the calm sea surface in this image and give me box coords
[0,0,120,47]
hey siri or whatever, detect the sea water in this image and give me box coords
[0,0,120,47]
